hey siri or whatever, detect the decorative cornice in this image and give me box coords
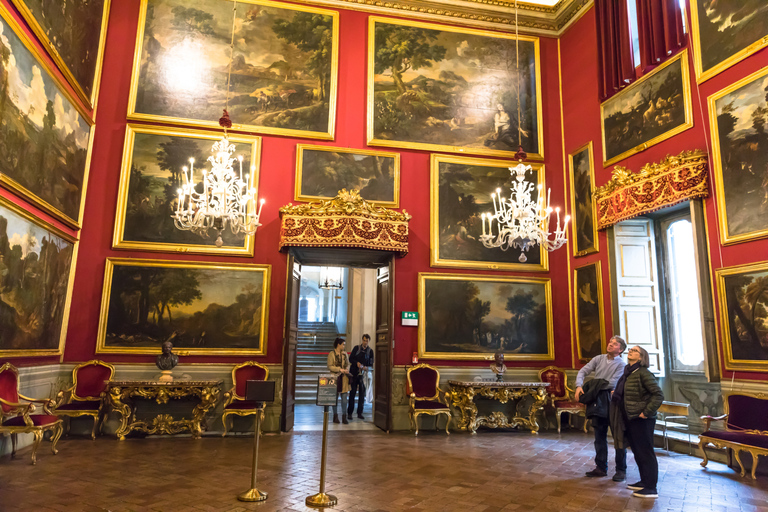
[595,150,708,196]
[280,189,411,222]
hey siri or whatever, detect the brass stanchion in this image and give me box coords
[305,406,337,507]
[237,409,268,502]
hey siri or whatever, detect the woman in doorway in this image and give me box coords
[327,337,351,424]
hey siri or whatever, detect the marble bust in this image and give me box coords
[490,352,506,382]
[156,341,179,371]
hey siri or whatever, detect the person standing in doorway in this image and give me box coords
[327,337,351,424]
[348,334,374,420]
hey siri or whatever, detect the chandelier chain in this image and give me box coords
[515,0,521,149]
[225,0,237,121]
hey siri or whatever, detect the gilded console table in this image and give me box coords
[107,380,222,440]
[447,381,549,434]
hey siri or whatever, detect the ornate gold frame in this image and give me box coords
[429,154,548,272]
[9,0,111,112]
[600,50,693,167]
[96,258,271,356]
[708,65,768,246]
[366,16,544,160]
[0,4,96,230]
[406,363,451,436]
[418,272,554,360]
[112,124,261,256]
[0,196,79,358]
[568,141,598,257]
[573,261,606,361]
[126,0,339,140]
[294,144,401,207]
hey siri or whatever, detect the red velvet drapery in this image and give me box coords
[636,0,686,71]
[595,0,636,100]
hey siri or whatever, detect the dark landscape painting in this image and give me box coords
[710,69,768,243]
[0,200,75,356]
[570,143,597,256]
[11,0,108,105]
[297,145,399,206]
[575,263,604,361]
[431,155,543,270]
[419,274,552,360]
[369,17,541,158]
[717,264,768,369]
[131,0,338,138]
[601,51,690,165]
[692,0,768,80]
[115,126,258,254]
[98,259,270,355]
[0,10,93,227]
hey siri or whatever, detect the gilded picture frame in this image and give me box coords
[715,261,768,372]
[367,16,544,160]
[112,124,260,256]
[418,272,554,360]
[569,141,598,257]
[9,0,111,111]
[600,50,693,166]
[96,258,271,356]
[0,196,79,358]
[295,144,400,207]
[708,65,768,246]
[127,0,339,140]
[0,4,96,230]
[690,0,768,83]
[429,154,548,272]
[574,261,606,362]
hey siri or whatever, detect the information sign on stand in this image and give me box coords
[317,375,338,407]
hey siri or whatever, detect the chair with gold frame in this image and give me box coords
[538,366,587,433]
[221,361,269,436]
[53,360,115,439]
[406,363,451,436]
[0,363,63,464]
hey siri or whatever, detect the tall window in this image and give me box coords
[627,0,641,68]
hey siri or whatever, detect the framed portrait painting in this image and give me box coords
[715,261,768,372]
[429,154,547,271]
[0,197,78,358]
[574,261,606,361]
[709,66,768,245]
[113,124,260,256]
[368,17,543,160]
[128,0,339,139]
[418,273,553,360]
[569,142,598,257]
[601,50,692,166]
[295,145,400,207]
[96,258,271,356]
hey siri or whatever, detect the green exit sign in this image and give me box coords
[401,311,418,326]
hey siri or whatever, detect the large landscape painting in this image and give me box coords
[710,67,768,244]
[97,259,270,355]
[113,125,260,255]
[569,142,597,257]
[0,8,93,228]
[368,17,542,159]
[430,154,545,271]
[129,0,338,139]
[601,51,692,165]
[575,262,605,361]
[418,273,553,360]
[0,198,77,357]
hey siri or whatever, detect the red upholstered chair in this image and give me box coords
[0,363,63,464]
[538,366,587,433]
[221,362,269,436]
[53,360,115,439]
[406,363,451,436]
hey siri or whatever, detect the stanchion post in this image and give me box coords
[237,410,267,502]
[306,376,338,508]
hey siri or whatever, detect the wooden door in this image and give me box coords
[281,256,301,431]
[373,257,394,431]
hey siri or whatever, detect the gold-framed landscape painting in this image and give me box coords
[418,273,553,360]
[569,142,598,257]
[0,196,78,358]
[113,124,260,256]
[295,145,400,207]
[429,154,547,271]
[9,0,111,110]
[574,261,605,361]
[0,4,95,229]
[690,0,768,83]
[715,261,768,372]
[96,258,271,356]
[128,0,339,139]
[709,66,768,245]
[601,50,692,166]
[368,17,543,160]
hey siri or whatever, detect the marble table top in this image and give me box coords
[447,380,549,388]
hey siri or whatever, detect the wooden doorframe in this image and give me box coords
[281,255,301,432]
[374,256,395,432]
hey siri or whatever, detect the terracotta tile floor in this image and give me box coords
[1,430,766,512]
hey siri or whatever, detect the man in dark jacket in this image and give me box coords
[347,334,373,420]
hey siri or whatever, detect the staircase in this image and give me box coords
[296,321,338,404]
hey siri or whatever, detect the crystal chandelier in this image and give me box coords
[319,267,343,291]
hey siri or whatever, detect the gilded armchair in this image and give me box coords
[221,362,269,436]
[0,363,63,464]
[53,360,115,439]
[406,363,451,436]
[538,366,587,433]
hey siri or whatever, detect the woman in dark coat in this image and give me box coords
[611,345,664,499]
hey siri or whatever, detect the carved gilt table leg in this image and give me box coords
[108,386,132,441]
